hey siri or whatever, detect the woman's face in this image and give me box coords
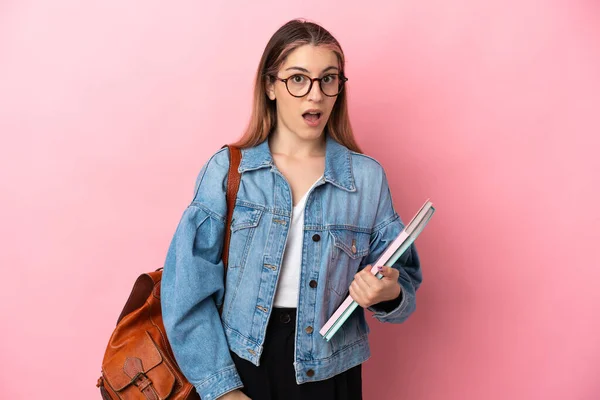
[267,45,341,142]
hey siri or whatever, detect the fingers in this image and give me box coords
[351,270,377,308]
[360,265,398,284]
[356,268,375,288]
[350,265,401,308]
[378,266,400,280]
[349,280,369,308]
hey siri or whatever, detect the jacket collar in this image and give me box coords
[238,133,356,192]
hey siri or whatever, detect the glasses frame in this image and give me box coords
[270,73,349,98]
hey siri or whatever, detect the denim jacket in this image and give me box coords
[161,134,422,400]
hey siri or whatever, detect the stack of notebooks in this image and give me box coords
[319,199,435,341]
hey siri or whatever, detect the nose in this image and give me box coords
[307,79,324,102]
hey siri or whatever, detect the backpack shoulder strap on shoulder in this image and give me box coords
[221,144,241,268]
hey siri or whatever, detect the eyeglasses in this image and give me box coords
[270,73,348,98]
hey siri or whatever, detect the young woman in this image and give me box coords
[161,19,422,400]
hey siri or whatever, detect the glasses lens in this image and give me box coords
[321,74,342,96]
[286,74,312,97]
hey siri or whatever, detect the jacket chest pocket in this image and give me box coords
[327,228,371,297]
[227,205,263,271]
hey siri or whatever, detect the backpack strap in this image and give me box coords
[222,145,242,270]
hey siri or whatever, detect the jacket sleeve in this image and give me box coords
[363,167,423,324]
[160,148,243,400]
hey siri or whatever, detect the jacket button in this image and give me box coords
[305,326,313,334]
[309,280,317,288]
[306,369,315,377]
[312,234,320,242]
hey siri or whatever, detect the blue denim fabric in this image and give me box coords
[161,134,422,400]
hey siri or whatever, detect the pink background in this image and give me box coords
[1,1,599,399]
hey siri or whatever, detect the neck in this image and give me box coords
[268,128,326,158]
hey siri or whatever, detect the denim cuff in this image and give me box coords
[371,291,403,313]
[193,364,243,400]
[368,283,412,323]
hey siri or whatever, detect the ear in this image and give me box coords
[265,78,276,101]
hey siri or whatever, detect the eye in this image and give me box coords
[322,74,337,84]
[290,74,306,84]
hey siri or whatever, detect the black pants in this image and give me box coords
[231,308,362,400]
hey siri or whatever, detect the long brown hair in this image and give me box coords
[231,19,362,153]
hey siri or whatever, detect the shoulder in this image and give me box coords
[349,151,385,171]
[348,150,400,227]
[190,147,231,217]
[206,146,231,172]
[348,150,388,184]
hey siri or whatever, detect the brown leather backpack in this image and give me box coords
[97,145,242,399]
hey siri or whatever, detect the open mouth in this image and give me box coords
[302,111,322,125]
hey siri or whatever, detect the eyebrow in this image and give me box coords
[284,66,339,74]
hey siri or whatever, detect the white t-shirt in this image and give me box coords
[273,176,323,308]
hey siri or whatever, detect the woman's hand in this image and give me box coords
[349,265,402,308]
[217,389,251,400]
